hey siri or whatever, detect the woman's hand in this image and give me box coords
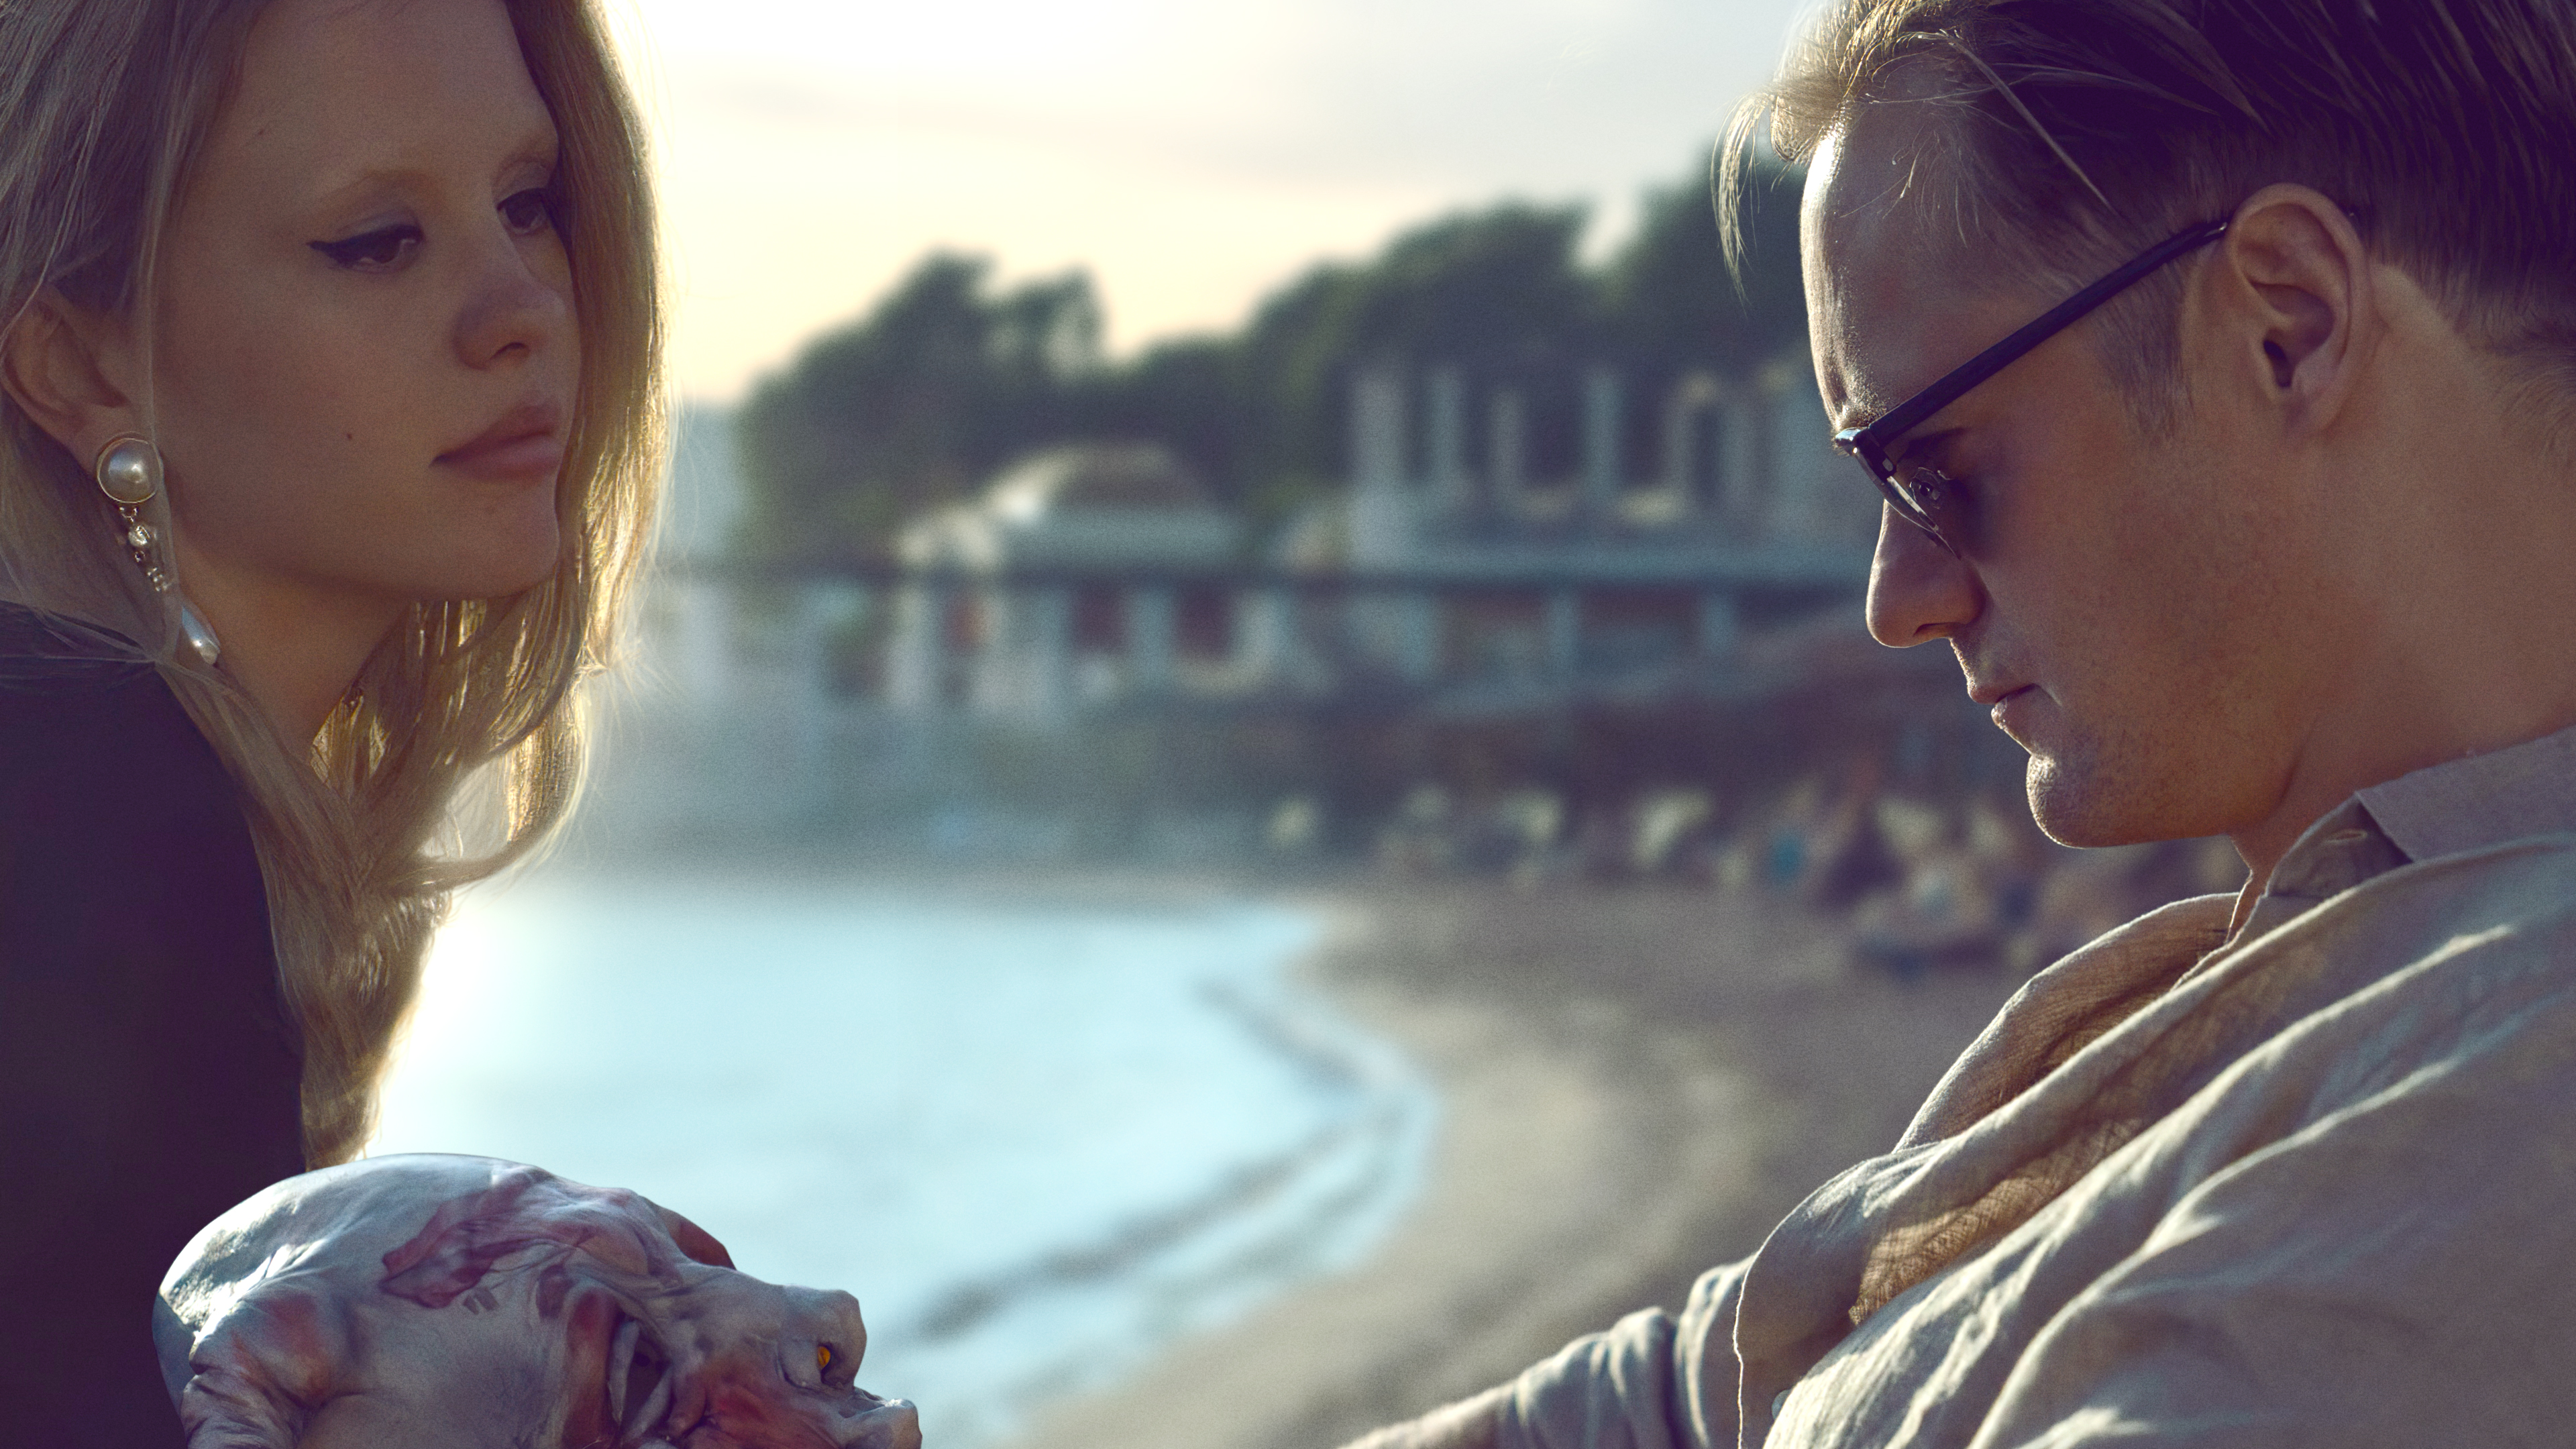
[1336,1384,1509,1449]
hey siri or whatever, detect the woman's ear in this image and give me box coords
[1,288,142,464]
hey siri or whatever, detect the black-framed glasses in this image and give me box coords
[1833,217,2231,554]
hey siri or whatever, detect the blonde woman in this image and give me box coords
[0,0,660,1434]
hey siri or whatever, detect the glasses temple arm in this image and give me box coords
[1856,217,2231,449]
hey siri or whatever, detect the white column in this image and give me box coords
[1720,384,1768,535]
[1697,590,1739,663]
[787,584,835,783]
[1582,366,1622,515]
[1351,366,1407,492]
[1545,588,1581,678]
[884,581,947,711]
[974,584,1073,721]
[1232,586,1293,683]
[969,584,1012,716]
[1026,586,1071,720]
[1395,590,1440,684]
[1488,388,1527,511]
[1662,372,1723,515]
[1348,366,1415,568]
[1128,585,1177,695]
[1426,367,1468,509]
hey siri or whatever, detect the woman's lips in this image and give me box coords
[441,433,564,481]
[438,404,565,482]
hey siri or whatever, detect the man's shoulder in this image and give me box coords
[2328,828,2576,965]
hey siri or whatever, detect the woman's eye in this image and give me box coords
[309,225,421,270]
[500,187,558,237]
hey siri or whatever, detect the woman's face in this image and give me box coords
[154,0,580,621]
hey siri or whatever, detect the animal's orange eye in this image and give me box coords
[818,1344,834,1373]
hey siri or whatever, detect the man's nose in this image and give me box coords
[1864,504,1980,647]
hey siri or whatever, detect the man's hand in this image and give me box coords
[1334,1385,1509,1449]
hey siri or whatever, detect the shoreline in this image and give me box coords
[998,881,2027,1449]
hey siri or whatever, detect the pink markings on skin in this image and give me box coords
[539,1263,575,1319]
[176,1287,343,1449]
[166,1159,909,1449]
[659,1205,737,1270]
[377,1167,683,1307]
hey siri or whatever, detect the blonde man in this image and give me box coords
[1352,0,2576,1444]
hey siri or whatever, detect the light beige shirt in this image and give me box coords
[1502,724,2576,1448]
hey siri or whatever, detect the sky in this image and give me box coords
[601,0,1823,402]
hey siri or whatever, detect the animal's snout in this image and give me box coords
[837,1395,921,1449]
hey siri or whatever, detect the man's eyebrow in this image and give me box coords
[1886,425,1965,463]
[1831,390,1898,432]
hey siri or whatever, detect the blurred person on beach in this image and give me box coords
[0,0,661,1436]
[1342,0,2576,1444]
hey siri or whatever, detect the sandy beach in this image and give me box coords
[1002,880,2028,1449]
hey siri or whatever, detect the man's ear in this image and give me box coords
[1,288,142,468]
[2207,184,2375,439]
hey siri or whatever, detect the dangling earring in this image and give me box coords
[94,433,168,593]
[93,434,219,665]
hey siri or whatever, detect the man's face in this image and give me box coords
[1803,107,2350,849]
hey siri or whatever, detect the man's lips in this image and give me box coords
[437,400,565,482]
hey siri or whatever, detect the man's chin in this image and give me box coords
[2023,751,2172,849]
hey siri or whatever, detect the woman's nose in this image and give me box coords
[451,237,572,371]
[1864,504,1981,647]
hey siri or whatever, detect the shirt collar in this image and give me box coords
[2355,720,2576,865]
[2229,720,2576,945]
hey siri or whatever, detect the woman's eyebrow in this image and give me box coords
[299,122,560,213]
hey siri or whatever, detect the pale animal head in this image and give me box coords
[156,1155,922,1449]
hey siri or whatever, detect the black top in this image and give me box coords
[0,603,305,1446]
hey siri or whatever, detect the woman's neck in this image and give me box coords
[172,545,402,744]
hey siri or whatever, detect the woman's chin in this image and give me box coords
[451,527,567,602]
[402,551,565,610]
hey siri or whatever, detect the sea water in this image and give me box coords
[370,873,1438,1447]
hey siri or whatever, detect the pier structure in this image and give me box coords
[663,362,1879,727]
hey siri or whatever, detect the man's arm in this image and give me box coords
[1332,1262,1756,1449]
[1335,1385,1508,1449]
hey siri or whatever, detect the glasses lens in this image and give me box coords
[1892,465,1960,549]
[1838,430,1953,550]
[1858,459,1933,530]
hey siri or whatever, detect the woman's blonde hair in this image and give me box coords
[0,0,662,1167]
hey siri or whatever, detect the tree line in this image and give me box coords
[733,151,1808,566]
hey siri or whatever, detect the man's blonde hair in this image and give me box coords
[0,0,663,1167]
[1723,0,2576,422]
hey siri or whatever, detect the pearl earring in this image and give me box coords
[92,435,218,665]
[93,433,168,594]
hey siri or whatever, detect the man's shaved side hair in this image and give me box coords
[1725,0,2576,433]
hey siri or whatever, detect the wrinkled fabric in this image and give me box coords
[1501,724,2576,1449]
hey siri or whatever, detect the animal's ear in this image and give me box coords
[168,1285,344,1449]
[654,1203,735,1269]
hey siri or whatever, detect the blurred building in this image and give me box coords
[879,360,1877,724]
[1316,360,1876,690]
[1333,359,1874,568]
[886,443,1245,722]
